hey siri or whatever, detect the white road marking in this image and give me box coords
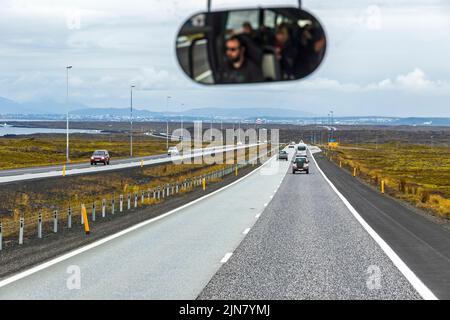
[220,252,233,263]
[0,154,277,289]
[243,228,250,235]
[264,203,268,207]
[255,213,261,218]
[309,148,438,300]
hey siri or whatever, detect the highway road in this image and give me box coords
[0,143,258,184]
[198,150,429,299]
[0,151,287,299]
[0,153,168,178]
[0,145,447,299]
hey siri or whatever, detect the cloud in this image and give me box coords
[296,68,450,94]
[396,68,433,89]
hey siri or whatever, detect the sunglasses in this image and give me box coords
[226,47,239,52]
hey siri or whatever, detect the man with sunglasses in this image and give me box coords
[219,35,264,84]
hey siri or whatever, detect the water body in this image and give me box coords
[0,125,102,137]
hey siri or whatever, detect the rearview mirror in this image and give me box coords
[176,7,326,85]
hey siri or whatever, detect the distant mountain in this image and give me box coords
[0,96,315,118]
[183,107,314,118]
[0,96,90,114]
[70,106,314,119]
[0,96,25,113]
[70,107,160,117]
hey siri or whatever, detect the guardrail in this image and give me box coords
[0,147,276,250]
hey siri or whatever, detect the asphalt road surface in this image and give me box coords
[198,150,424,300]
[0,153,287,299]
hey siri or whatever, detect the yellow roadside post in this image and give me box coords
[235,166,238,176]
[381,180,385,194]
[81,205,90,235]
[202,178,206,191]
[353,167,357,177]
[339,161,342,168]
[140,160,144,168]
[62,164,66,177]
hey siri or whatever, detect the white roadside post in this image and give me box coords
[38,213,43,238]
[127,194,131,210]
[53,210,58,233]
[80,203,84,225]
[111,197,115,215]
[119,195,123,212]
[92,202,96,222]
[67,206,72,229]
[134,194,138,208]
[102,199,106,218]
[141,191,145,204]
[19,217,24,245]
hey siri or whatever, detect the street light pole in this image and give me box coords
[181,103,184,141]
[130,85,135,157]
[238,120,241,143]
[330,110,334,141]
[66,66,72,163]
[166,96,171,150]
[210,117,213,141]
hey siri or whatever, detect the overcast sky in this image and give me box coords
[0,0,449,117]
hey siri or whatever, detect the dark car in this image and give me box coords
[278,150,288,160]
[292,157,309,174]
[90,150,110,165]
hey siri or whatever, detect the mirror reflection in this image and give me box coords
[176,7,326,85]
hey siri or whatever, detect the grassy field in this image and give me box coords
[0,133,177,170]
[327,142,450,219]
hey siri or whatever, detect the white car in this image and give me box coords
[296,143,307,156]
[168,146,179,156]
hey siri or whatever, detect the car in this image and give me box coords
[168,146,179,156]
[292,157,309,174]
[296,143,307,156]
[90,150,110,165]
[278,150,288,161]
